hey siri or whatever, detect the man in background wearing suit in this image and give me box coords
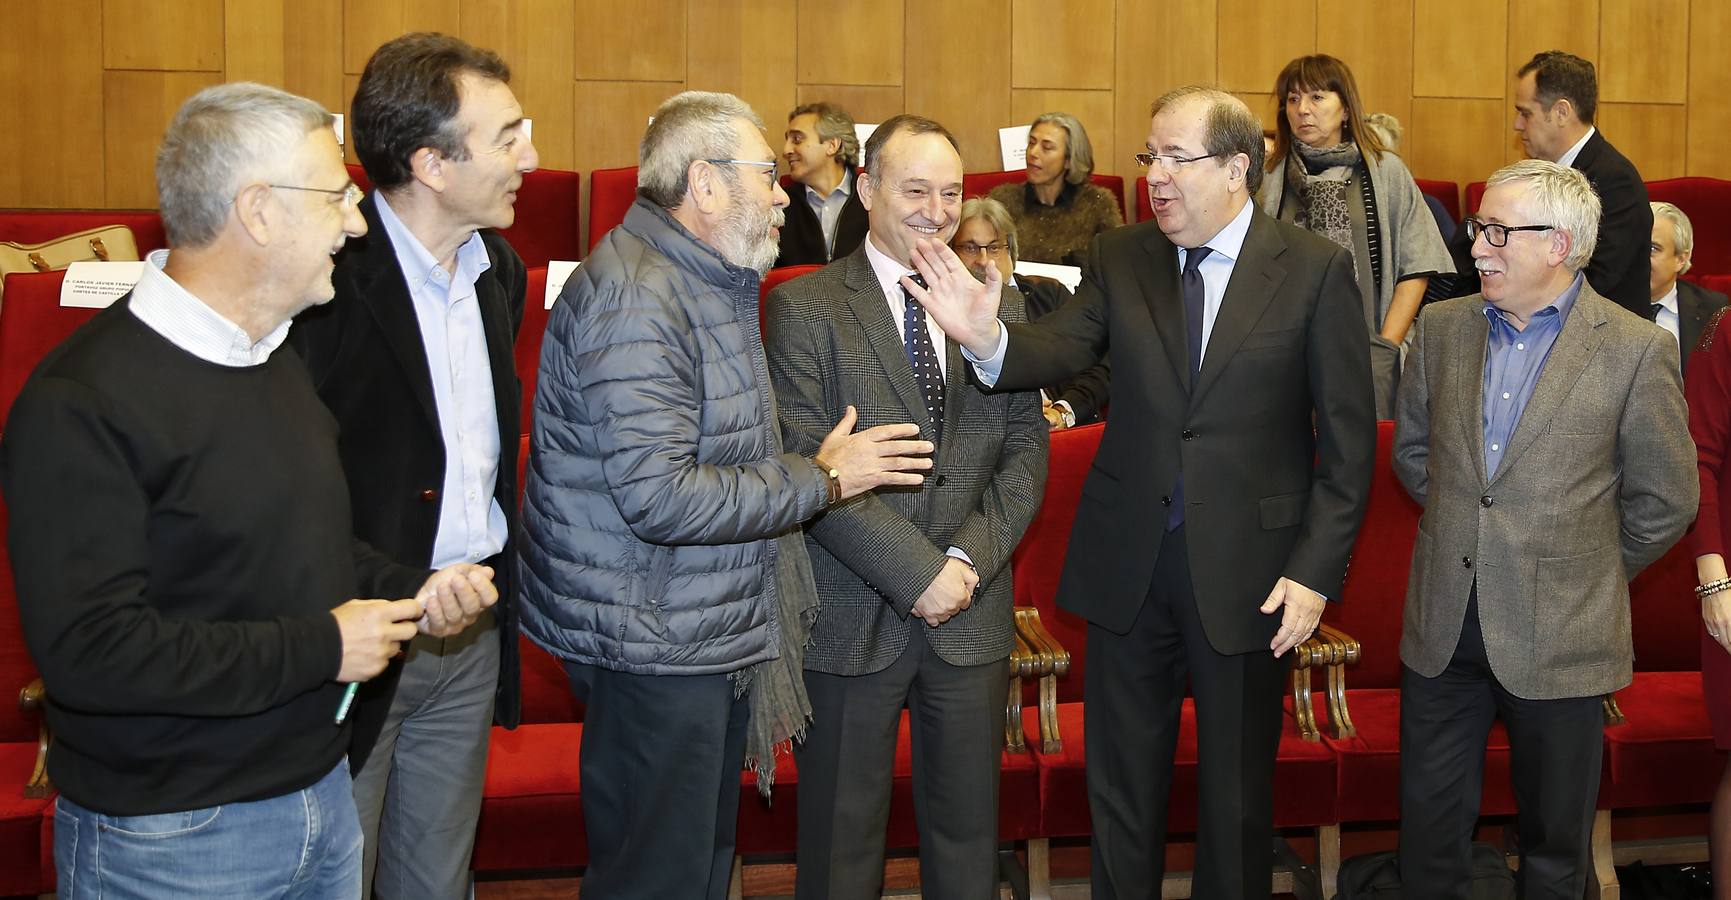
[1650,200,1727,369]
[1514,50,1652,316]
[913,87,1374,899]
[775,101,868,267]
[766,114,1048,900]
[952,195,1111,428]
[1393,160,1695,899]
[288,32,536,900]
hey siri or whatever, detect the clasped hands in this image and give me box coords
[332,563,499,683]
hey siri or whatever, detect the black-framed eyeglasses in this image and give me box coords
[270,182,364,209]
[705,159,780,189]
[1463,217,1555,247]
[1133,151,1222,173]
[954,242,1007,258]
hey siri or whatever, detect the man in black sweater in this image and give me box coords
[0,83,496,899]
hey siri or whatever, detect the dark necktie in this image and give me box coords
[902,281,945,441]
[1647,302,1663,321]
[1169,245,1213,531]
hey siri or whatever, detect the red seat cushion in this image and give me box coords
[0,271,104,426]
[1603,670,1718,809]
[1648,177,1731,278]
[1415,179,1461,224]
[474,722,586,871]
[0,744,54,895]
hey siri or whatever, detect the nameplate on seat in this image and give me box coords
[546,260,580,310]
[61,261,144,308]
[999,125,1031,172]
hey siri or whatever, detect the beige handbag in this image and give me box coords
[0,225,141,301]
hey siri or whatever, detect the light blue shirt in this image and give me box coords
[1481,273,1582,477]
[805,169,854,261]
[374,193,507,569]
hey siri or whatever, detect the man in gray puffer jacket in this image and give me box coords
[518,91,933,900]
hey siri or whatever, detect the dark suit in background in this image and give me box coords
[1679,279,1729,370]
[767,246,1047,900]
[773,168,868,267]
[1573,131,1652,316]
[1018,274,1111,424]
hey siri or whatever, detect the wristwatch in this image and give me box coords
[1054,401,1076,429]
[812,456,842,505]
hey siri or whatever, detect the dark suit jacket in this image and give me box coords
[1018,275,1111,423]
[288,195,526,767]
[766,248,1048,675]
[1575,131,1653,316]
[996,209,1375,652]
[1679,279,1729,370]
[773,168,868,268]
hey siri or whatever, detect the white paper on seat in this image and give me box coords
[546,260,580,310]
[998,125,1031,172]
[61,261,145,308]
[855,123,878,150]
[333,114,344,146]
[1013,260,1082,293]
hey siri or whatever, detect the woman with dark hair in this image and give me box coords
[1686,307,1731,900]
[987,111,1122,266]
[1258,54,1452,417]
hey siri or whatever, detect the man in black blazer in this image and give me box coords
[287,33,532,900]
[1650,201,1728,369]
[914,87,1375,898]
[775,101,868,267]
[1514,51,1652,316]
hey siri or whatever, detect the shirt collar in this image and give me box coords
[128,248,289,367]
[1556,127,1596,169]
[1184,198,1255,264]
[863,231,914,296]
[1657,283,1679,314]
[1483,271,1585,331]
[373,191,491,296]
[804,167,853,206]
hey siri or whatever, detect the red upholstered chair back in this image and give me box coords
[961,171,1129,221]
[346,164,581,269]
[1134,176,1152,224]
[1326,420,1421,689]
[0,271,103,426]
[1648,177,1731,278]
[0,209,168,256]
[1627,542,1701,671]
[1415,179,1461,224]
[0,498,41,744]
[1694,274,1731,297]
[758,264,821,334]
[1466,181,1487,215]
[517,267,551,434]
[588,166,639,253]
[1011,422,1104,704]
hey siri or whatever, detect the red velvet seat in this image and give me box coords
[0,209,168,256]
[1466,181,1487,216]
[1415,179,1461,224]
[1135,176,1152,224]
[962,171,1128,222]
[0,271,104,426]
[1648,177,1731,277]
[346,164,581,270]
[588,166,639,253]
[0,496,56,896]
[517,267,551,434]
[1695,274,1731,297]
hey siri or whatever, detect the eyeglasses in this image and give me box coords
[706,159,780,189]
[954,242,1007,258]
[270,182,364,209]
[1133,151,1222,173]
[1463,217,1555,247]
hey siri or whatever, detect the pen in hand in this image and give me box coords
[334,682,360,725]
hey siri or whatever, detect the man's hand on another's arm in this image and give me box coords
[816,405,934,501]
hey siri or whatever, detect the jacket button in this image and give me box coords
[1181,429,1195,441]
[1480,495,1494,508]
[935,475,947,487]
[420,489,439,502]
[1462,556,1473,568]
[1161,495,1173,506]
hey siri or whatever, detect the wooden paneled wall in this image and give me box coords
[3,0,1727,217]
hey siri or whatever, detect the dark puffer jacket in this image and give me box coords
[518,198,828,674]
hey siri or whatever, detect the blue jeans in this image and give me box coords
[54,759,361,899]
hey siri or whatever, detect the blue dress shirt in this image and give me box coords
[1481,273,1584,477]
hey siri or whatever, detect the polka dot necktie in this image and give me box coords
[901,280,945,442]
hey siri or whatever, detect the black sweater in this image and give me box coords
[0,300,425,815]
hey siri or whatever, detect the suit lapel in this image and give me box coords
[354,198,440,430]
[1192,214,1285,407]
[474,239,519,441]
[841,251,938,441]
[1454,307,1491,485]
[1489,287,1607,484]
[1134,231,1189,393]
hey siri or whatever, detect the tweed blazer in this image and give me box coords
[766,247,1048,675]
[1392,283,1696,699]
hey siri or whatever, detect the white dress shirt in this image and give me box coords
[129,249,291,366]
[1556,127,1597,169]
[374,193,507,570]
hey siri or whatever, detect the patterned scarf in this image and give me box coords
[1285,141,1364,264]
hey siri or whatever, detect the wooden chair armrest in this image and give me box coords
[1014,607,1069,753]
[19,678,51,798]
[1287,633,1334,742]
[1006,628,1035,752]
[1312,624,1360,740]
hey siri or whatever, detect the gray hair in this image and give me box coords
[1485,159,1601,272]
[1651,201,1695,274]
[958,196,1019,262]
[790,101,860,168]
[639,91,765,210]
[1150,86,1266,195]
[155,82,332,249]
[1031,111,1096,184]
[863,114,960,184]
[1362,112,1403,151]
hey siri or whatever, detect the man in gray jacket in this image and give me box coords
[1393,159,1696,899]
[517,91,933,899]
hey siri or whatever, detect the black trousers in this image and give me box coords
[563,661,748,900]
[794,625,1011,900]
[1398,589,1605,900]
[1084,526,1286,900]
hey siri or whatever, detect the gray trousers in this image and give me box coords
[353,611,499,900]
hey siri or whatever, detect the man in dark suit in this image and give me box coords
[913,87,1375,898]
[1650,200,1728,369]
[766,114,1048,900]
[287,32,533,900]
[1394,160,1695,898]
[953,195,1111,428]
[774,101,868,267]
[1514,50,1651,316]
